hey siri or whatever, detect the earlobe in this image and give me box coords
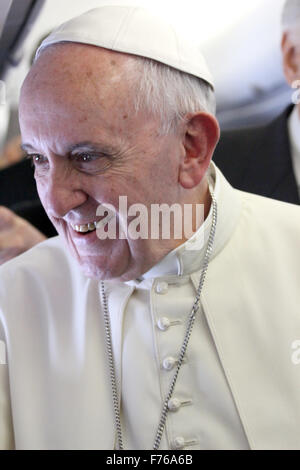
[179,113,220,189]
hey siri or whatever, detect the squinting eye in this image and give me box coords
[33,155,43,163]
[73,153,98,162]
[25,154,48,166]
[71,153,112,172]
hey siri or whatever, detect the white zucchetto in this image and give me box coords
[36,4,214,88]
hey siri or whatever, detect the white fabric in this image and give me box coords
[1,165,300,449]
[288,105,300,195]
[117,165,248,450]
[35,5,214,88]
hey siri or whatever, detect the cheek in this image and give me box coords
[92,177,137,207]
[35,177,54,212]
[35,177,47,205]
[34,177,59,225]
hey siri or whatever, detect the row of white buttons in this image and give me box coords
[169,398,195,449]
[155,280,195,449]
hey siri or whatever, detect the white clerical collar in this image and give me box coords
[136,162,220,280]
[288,105,300,188]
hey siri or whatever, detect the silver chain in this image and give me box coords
[99,186,218,450]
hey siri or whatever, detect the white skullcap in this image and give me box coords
[282,0,300,29]
[36,5,214,88]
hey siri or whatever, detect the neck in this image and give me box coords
[154,177,212,254]
[118,178,213,282]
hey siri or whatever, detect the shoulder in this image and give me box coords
[215,106,292,159]
[239,188,300,219]
[237,190,300,249]
[213,124,268,187]
[213,107,295,196]
[0,236,84,292]
[219,124,265,146]
[214,124,268,164]
[0,235,68,269]
[0,236,94,340]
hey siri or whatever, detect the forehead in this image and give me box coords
[19,44,140,148]
[20,44,136,120]
[23,42,133,93]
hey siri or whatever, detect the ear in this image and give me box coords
[179,112,220,189]
[281,32,300,85]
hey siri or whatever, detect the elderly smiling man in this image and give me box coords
[1,5,300,451]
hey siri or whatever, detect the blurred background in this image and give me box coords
[0,0,289,162]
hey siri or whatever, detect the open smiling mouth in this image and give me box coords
[70,213,116,236]
[72,222,98,235]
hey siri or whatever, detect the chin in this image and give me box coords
[62,234,130,280]
[79,263,106,280]
[78,256,150,282]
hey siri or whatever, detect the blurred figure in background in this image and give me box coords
[0,152,56,266]
[0,135,23,169]
[0,157,56,265]
[0,205,46,264]
[214,0,300,205]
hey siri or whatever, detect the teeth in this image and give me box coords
[72,214,116,233]
[73,221,97,233]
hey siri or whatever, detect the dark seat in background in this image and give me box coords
[0,158,57,237]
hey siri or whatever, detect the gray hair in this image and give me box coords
[282,0,300,36]
[35,43,216,136]
[130,57,216,135]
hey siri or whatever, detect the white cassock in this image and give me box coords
[1,163,300,450]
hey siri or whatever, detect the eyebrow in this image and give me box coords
[21,143,35,152]
[68,141,117,155]
[21,141,117,155]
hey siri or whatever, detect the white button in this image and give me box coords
[172,437,185,450]
[162,356,177,370]
[155,281,168,294]
[168,398,181,411]
[157,317,171,331]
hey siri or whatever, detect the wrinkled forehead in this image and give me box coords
[20,43,136,115]
[19,43,143,154]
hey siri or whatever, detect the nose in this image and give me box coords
[38,165,88,219]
